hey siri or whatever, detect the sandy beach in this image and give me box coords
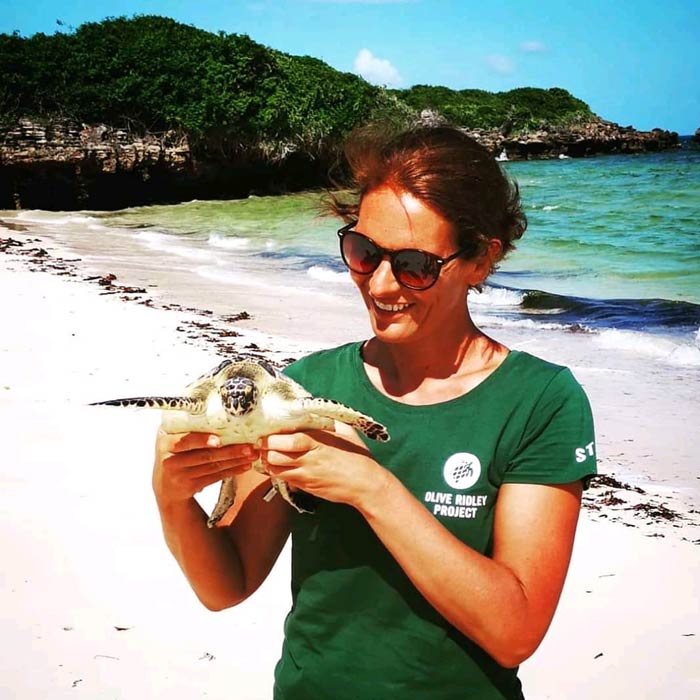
[1,230,698,700]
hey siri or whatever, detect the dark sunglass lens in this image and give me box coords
[393,251,438,289]
[343,232,381,274]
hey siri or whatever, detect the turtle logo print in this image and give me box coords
[443,453,481,490]
[424,453,487,519]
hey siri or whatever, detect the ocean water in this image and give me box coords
[4,140,700,367]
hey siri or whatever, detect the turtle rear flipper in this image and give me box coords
[267,480,318,514]
[208,477,238,528]
[90,396,206,413]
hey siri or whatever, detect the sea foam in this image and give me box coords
[471,314,570,332]
[594,329,700,367]
[208,233,250,250]
[135,231,215,262]
[15,211,100,227]
[306,265,351,284]
[470,287,525,307]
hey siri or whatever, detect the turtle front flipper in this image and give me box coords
[90,396,206,413]
[297,398,390,442]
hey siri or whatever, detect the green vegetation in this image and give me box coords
[0,15,594,150]
[0,16,383,152]
[392,85,593,131]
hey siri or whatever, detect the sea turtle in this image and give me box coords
[91,357,390,526]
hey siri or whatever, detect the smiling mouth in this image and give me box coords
[373,299,411,312]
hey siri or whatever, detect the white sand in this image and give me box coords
[1,252,698,699]
[1,264,290,699]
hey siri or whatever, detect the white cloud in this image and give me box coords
[485,54,515,75]
[520,40,546,53]
[354,48,403,87]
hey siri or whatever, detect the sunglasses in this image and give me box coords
[337,222,472,291]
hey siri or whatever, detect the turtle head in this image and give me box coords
[220,376,258,416]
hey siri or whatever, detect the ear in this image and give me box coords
[469,238,502,285]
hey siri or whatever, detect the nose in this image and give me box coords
[368,257,402,296]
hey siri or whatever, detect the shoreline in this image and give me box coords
[0,118,682,211]
[3,227,699,517]
[1,228,699,699]
[3,221,699,501]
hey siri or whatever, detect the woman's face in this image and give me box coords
[352,185,485,347]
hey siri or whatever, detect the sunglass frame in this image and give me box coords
[337,222,468,291]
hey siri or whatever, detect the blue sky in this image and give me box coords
[3,0,699,134]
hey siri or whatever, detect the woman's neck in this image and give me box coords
[362,317,509,404]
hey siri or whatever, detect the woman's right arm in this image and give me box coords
[153,430,291,611]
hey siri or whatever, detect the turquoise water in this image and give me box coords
[501,147,700,305]
[94,142,700,306]
[7,140,700,359]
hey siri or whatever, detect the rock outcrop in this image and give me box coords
[0,119,328,210]
[0,120,193,209]
[466,116,679,160]
[0,116,681,210]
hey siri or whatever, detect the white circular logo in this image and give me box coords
[443,453,481,490]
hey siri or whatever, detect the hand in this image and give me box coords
[153,430,258,509]
[258,426,388,509]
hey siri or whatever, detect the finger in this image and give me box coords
[208,443,259,461]
[265,463,297,478]
[158,430,257,459]
[188,457,255,479]
[264,450,306,470]
[190,467,255,495]
[259,432,315,454]
[163,431,222,453]
[164,444,257,470]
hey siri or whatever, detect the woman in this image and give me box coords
[153,125,596,700]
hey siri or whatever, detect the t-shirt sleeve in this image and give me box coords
[281,343,361,398]
[503,368,597,487]
[282,352,321,392]
[282,357,306,384]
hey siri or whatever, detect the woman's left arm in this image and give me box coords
[260,425,583,669]
[361,473,582,669]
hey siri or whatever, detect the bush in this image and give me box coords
[0,15,593,144]
[391,85,592,130]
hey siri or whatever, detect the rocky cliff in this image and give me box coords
[0,119,330,210]
[469,116,680,160]
[0,117,680,211]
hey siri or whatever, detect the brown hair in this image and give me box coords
[327,123,527,272]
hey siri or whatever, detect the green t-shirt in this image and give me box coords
[275,342,596,700]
